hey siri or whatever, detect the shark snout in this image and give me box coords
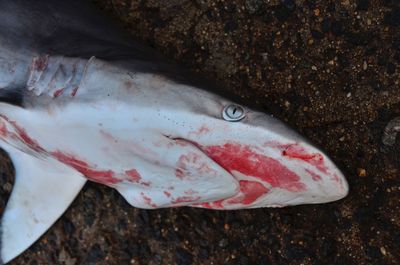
[184,133,348,209]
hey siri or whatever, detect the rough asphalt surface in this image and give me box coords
[0,0,399,264]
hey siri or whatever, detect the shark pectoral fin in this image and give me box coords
[0,144,86,264]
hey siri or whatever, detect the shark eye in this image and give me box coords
[222,104,245,122]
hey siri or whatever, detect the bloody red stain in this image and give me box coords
[203,143,306,192]
[175,152,215,179]
[196,163,216,175]
[53,88,64,98]
[141,181,151,187]
[227,180,269,205]
[305,169,322,181]
[263,141,291,149]
[199,202,212,209]
[125,169,141,182]
[211,199,224,208]
[190,125,210,136]
[174,139,189,147]
[13,123,43,152]
[33,56,48,71]
[281,144,329,174]
[175,153,194,179]
[332,173,345,191]
[171,196,201,204]
[198,125,210,134]
[175,168,185,180]
[0,122,8,137]
[125,169,151,187]
[0,116,45,153]
[71,86,79,97]
[332,174,341,183]
[265,141,330,174]
[184,189,199,195]
[197,180,268,208]
[0,116,125,186]
[52,151,120,185]
[141,192,157,208]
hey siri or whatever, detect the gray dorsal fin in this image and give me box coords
[0,143,86,264]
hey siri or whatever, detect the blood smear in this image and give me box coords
[203,143,306,192]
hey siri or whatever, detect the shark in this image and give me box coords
[0,0,349,263]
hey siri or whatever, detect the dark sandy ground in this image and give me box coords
[1,0,399,264]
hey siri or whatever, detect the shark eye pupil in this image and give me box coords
[222,104,245,121]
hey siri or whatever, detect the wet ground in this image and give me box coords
[2,0,400,264]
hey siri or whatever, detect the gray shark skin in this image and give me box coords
[0,0,349,263]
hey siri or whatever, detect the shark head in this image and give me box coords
[121,72,349,209]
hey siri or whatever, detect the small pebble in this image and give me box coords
[380,246,387,256]
[357,168,367,177]
[245,0,263,14]
[363,61,368,70]
[218,238,229,248]
[4,182,12,192]
[382,116,400,147]
[341,0,351,6]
